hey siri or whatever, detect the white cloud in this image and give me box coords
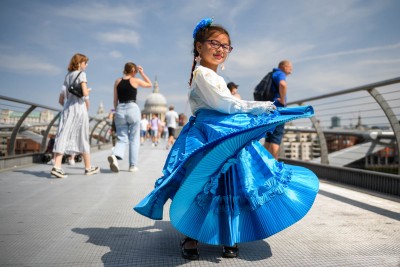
[97,30,140,46]
[0,54,62,75]
[52,2,144,26]
[109,50,123,58]
[227,39,314,79]
[295,43,400,63]
[355,58,400,66]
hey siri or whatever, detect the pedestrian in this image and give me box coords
[160,120,167,140]
[107,62,152,173]
[150,114,161,147]
[263,60,293,160]
[140,114,149,145]
[51,53,99,178]
[107,109,117,147]
[134,18,318,260]
[58,86,75,165]
[227,82,241,99]
[58,85,90,165]
[165,105,179,150]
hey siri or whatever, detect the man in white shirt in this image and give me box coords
[139,114,149,145]
[165,105,179,149]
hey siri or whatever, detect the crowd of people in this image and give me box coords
[49,17,318,261]
[137,108,179,149]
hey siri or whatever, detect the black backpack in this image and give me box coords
[253,70,276,101]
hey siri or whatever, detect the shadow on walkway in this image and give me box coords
[319,190,400,221]
[73,221,272,266]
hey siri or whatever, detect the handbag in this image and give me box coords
[67,71,84,98]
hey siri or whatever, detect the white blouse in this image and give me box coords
[189,65,275,115]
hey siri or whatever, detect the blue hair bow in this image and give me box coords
[192,17,213,38]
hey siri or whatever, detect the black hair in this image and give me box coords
[189,24,231,86]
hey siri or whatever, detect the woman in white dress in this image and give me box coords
[51,53,99,178]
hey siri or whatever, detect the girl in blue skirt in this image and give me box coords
[134,18,319,260]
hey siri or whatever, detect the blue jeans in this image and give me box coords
[113,102,140,167]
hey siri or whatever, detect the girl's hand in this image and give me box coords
[265,101,276,110]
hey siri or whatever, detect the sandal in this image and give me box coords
[181,237,199,260]
[222,244,239,258]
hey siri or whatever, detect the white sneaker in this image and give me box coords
[85,166,100,175]
[68,159,75,165]
[51,167,68,178]
[108,155,119,173]
[129,166,139,172]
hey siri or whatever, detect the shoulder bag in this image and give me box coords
[67,71,84,98]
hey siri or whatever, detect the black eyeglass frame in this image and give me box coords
[205,40,233,53]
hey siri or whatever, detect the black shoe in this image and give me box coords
[222,244,239,258]
[181,237,199,260]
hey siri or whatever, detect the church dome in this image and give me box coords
[143,78,167,115]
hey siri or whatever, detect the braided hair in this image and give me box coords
[189,25,231,86]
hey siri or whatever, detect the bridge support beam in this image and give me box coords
[40,112,61,153]
[368,87,400,175]
[8,105,36,156]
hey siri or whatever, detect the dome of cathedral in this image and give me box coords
[143,78,167,115]
[144,93,167,113]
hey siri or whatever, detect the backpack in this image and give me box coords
[253,70,276,101]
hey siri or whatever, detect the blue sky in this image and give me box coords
[0,0,399,117]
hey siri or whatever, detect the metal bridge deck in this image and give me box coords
[0,139,399,267]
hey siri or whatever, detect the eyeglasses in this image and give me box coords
[205,40,233,53]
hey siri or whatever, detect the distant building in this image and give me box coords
[1,109,54,126]
[325,134,360,152]
[97,101,105,116]
[281,131,319,160]
[331,116,340,128]
[142,77,167,121]
[354,114,366,130]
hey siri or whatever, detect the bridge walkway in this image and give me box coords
[0,139,399,266]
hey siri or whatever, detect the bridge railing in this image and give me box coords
[284,77,400,172]
[1,76,399,196]
[281,77,400,195]
[0,95,112,169]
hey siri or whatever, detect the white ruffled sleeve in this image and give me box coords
[192,66,275,115]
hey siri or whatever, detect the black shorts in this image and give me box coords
[168,127,176,138]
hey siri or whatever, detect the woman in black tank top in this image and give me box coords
[117,78,137,103]
[107,62,152,173]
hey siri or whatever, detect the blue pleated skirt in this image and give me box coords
[134,106,319,246]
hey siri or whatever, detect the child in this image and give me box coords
[150,114,161,147]
[134,18,319,260]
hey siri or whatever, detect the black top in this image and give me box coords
[117,78,137,103]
